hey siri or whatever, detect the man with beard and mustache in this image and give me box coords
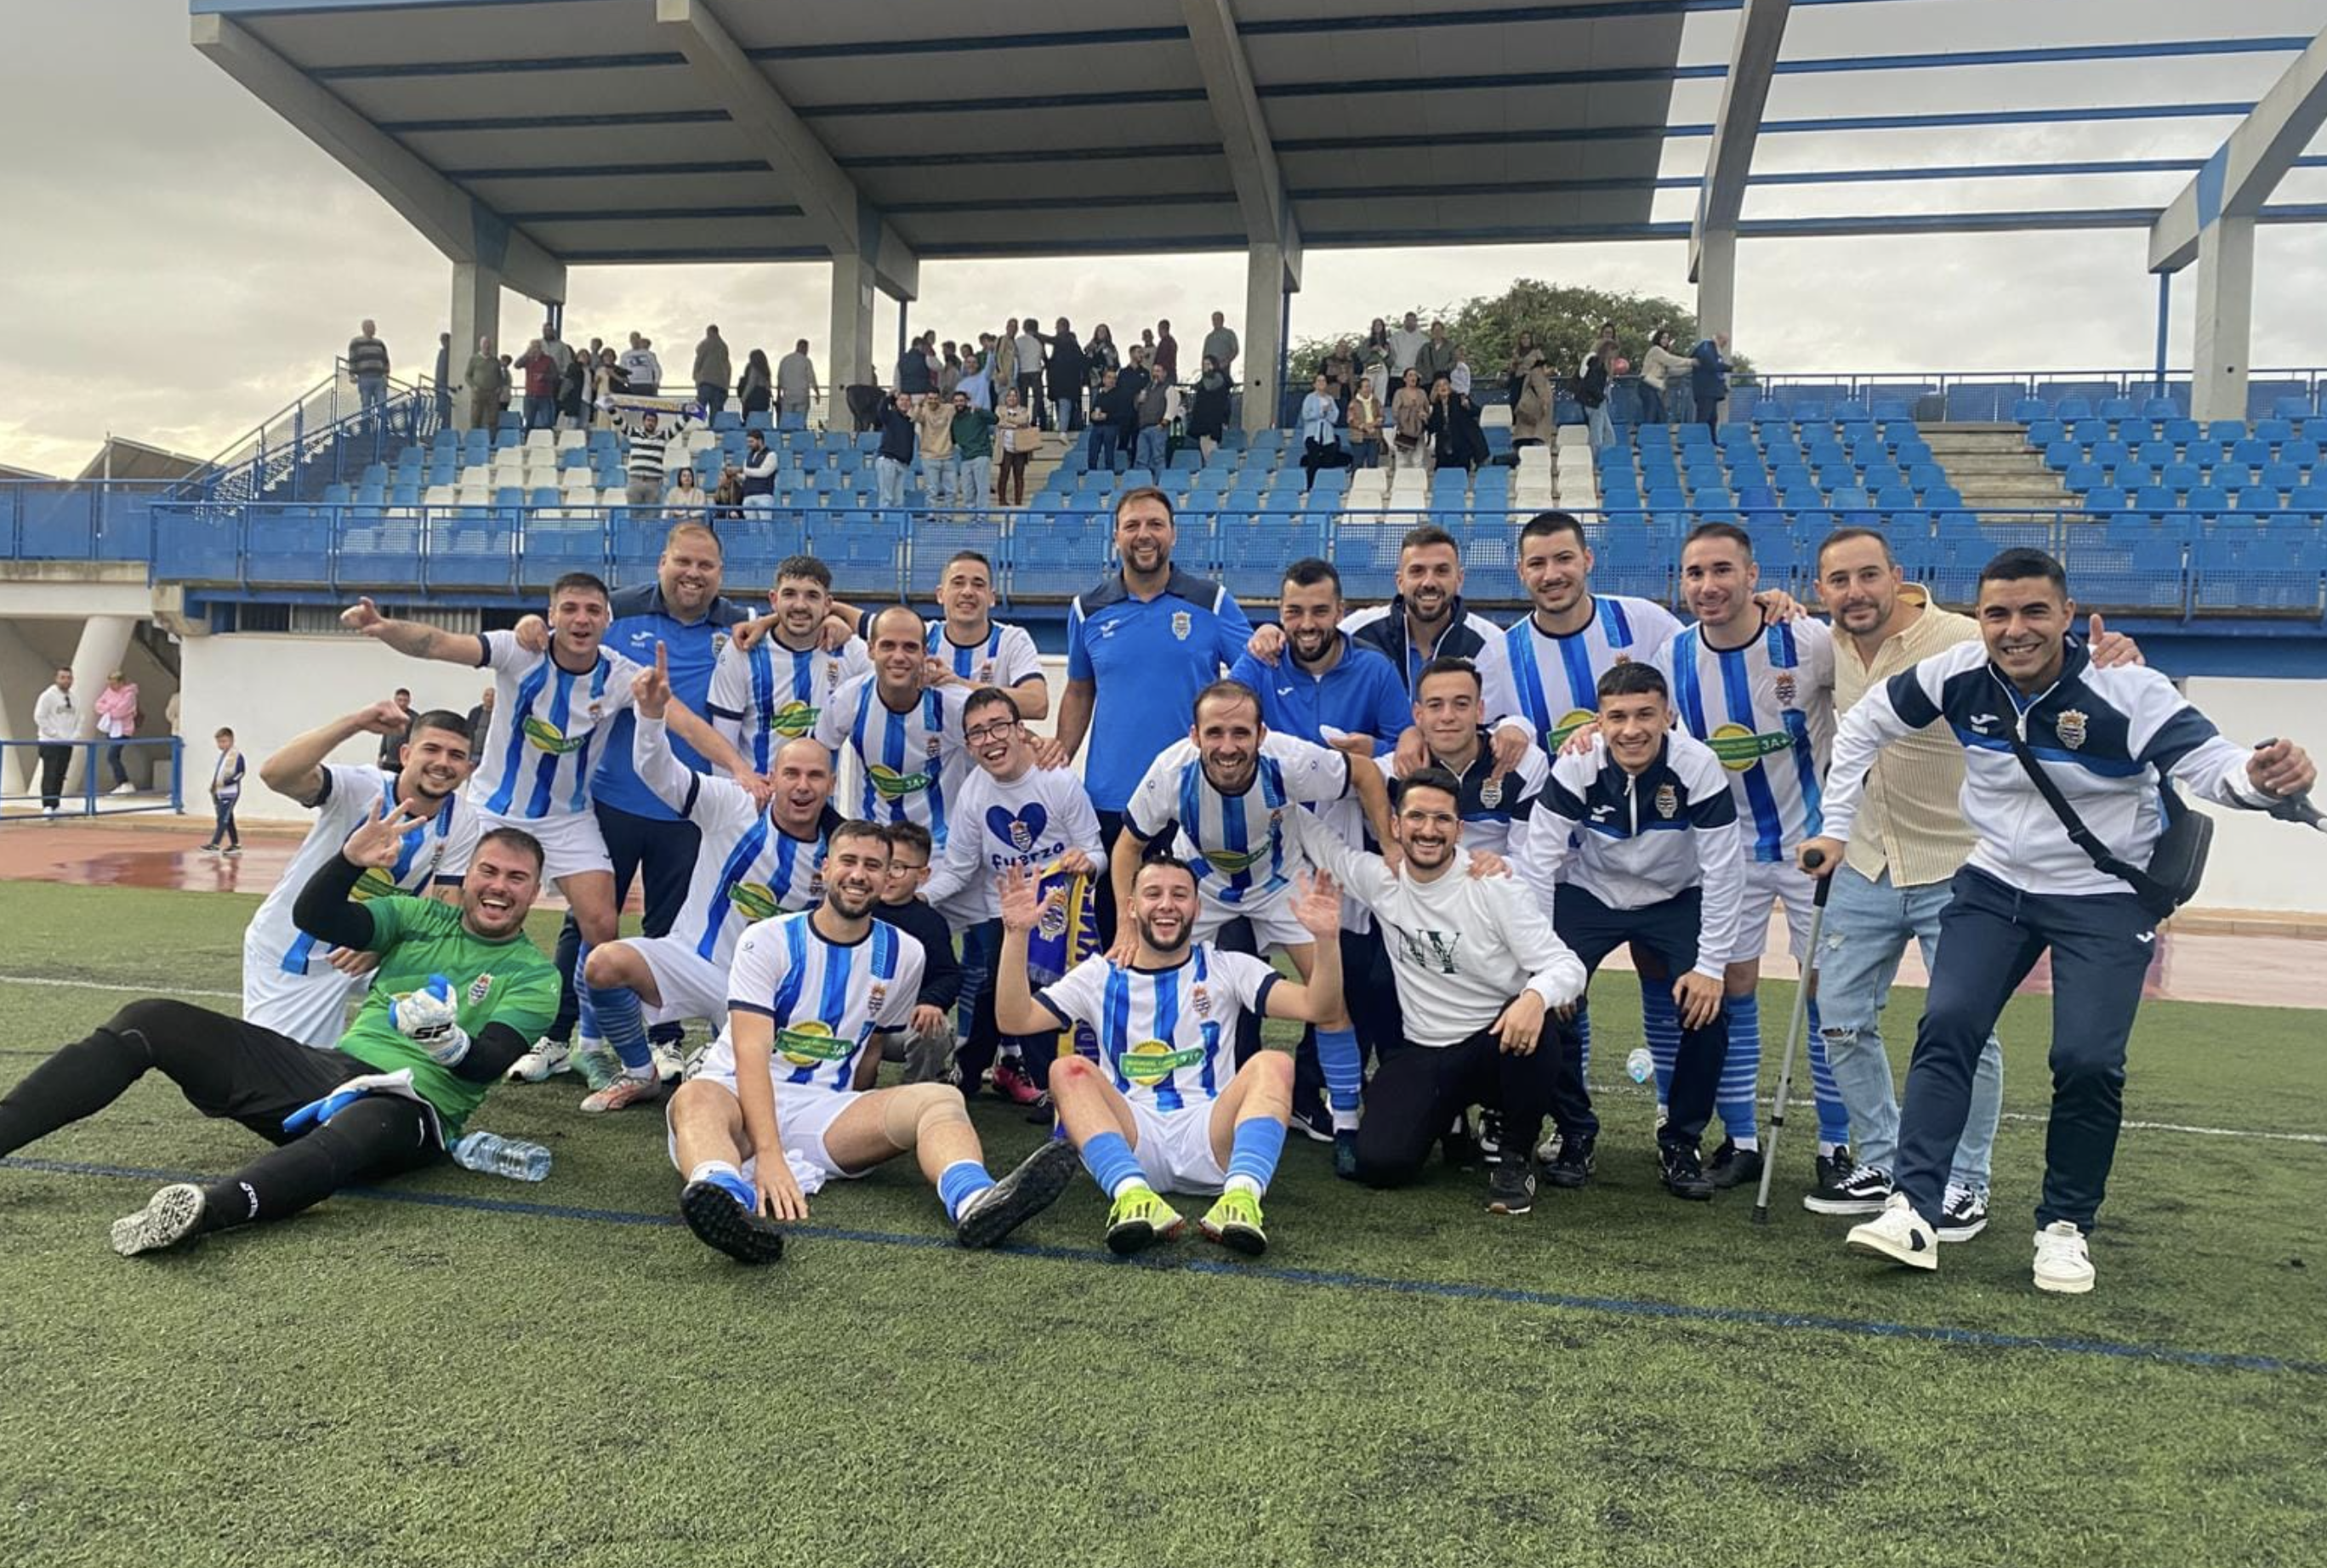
[995,857,1346,1258]
[1287,770,1586,1216]
[247,700,481,1048]
[572,644,841,1109]
[663,821,1079,1264]
[0,810,560,1256]
[1116,680,1394,1178]
[816,606,976,851]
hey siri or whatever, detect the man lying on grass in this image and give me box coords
[0,809,560,1255]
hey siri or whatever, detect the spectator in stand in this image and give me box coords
[737,348,773,422]
[1640,328,1692,426]
[1578,340,1614,451]
[1133,369,1171,475]
[1044,318,1087,435]
[1427,377,1485,474]
[1512,356,1556,448]
[1449,351,1474,400]
[1299,374,1350,492]
[592,347,624,429]
[951,389,996,512]
[875,391,917,508]
[1506,331,1545,408]
[95,671,139,795]
[620,332,662,396]
[846,369,885,434]
[692,326,731,415]
[898,333,933,395]
[516,338,558,430]
[556,344,590,429]
[1013,316,1047,427]
[938,342,963,399]
[1386,311,1426,380]
[958,349,994,412]
[667,466,708,512]
[995,389,1035,505]
[737,429,779,512]
[462,335,498,432]
[1388,366,1431,475]
[541,322,572,378]
[202,728,244,855]
[348,319,390,425]
[1202,311,1239,385]
[1188,355,1232,462]
[710,461,744,520]
[466,685,494,748]
[1086,324,1121,397]
[991,322,1019,412]
[1138,326,1157,366]
[432,332,453,429]
[1347,377,1385,469]
[378,688,413,770]
[1692,332,1732,430]
[1087,367,1133,474]
[916,389,958,507]
[495,355,515,418]
[770,338,816,426]
[1363,317,1393,396]
[624,411,668,507]
[1119,344,1152,403]
[1154,319,1178,381]
[1417,321,1458,389]
[1321,340,1357,409]
[33,667,77,817]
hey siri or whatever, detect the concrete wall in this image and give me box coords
[2184,676,2327,914]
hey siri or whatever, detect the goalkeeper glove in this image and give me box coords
[390,973,470,1066]
[282,1069,424,1133]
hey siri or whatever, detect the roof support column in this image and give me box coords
[1689,0,1789,347]
[1243,241,1296,434]
[449,261,503,431]
[1695,229,1737,346]
[2190,215,2256,424]
[828,251,877,430]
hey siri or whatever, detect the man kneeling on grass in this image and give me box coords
[993,855,1346,1258]
[0,809,560,1255]
[666,819,1078,1264]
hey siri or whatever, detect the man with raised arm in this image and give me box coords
[663,820,1078,1264]
[0,809,560,1255]
[995,857,1343,1258]
[341,573,756,1111]
[247,699,481,1048]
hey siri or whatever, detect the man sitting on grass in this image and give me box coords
[994,855,1346,1258]
[0,809,560,1255]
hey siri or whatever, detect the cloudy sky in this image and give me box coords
[3,0,2325,476]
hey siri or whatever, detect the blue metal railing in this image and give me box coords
[3,737,185,820]
[122,500,2326,625]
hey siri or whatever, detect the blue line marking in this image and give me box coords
[9,1155,2318,1378]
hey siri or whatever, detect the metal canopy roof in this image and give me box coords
[193,0,1690,267]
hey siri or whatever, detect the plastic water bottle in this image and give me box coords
[1624,1047,1655,1085]
[452,1131,552,1182]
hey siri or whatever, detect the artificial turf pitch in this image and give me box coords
[0,880,2321,1568]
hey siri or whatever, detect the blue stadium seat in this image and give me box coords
[2088,440,2130,470]
[2098,397,2136,421]
[2083,486,2128,514]
[2041,441,2078,472]
[2160,462,2202,494]
[2213,465,2254,494]
[2232,437,2271,467]
[2063,463,2102,494]
[2011,398,2047,423]
[2186,485,2231,517]
[2025,418,2064,449]
[2069,418,2108,446]
[2261,461,2304,494]
[2205,419,2245,445]
[2161,418,2202,446]
[2114,463,2156,493]
[2254,418,2296,445]
[2054,396,2094,420]
[2142,396,2181,420]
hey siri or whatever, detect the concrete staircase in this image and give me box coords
[1921,423,2074,520]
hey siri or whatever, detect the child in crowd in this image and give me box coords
[202,728,243,855]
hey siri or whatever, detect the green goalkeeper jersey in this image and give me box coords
[336,895,561,1134]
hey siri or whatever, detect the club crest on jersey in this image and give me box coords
[1478,777,1504,810]
[1654,783,1678,819]
[520,716,589,755]
[1773,671,1797,706]
[1170,611,1192,641]
[711,632,729,659]
[467,974,493,1006]
[2055,709,2088,749]
[1190,983,1211,1018]
[868,980,887,1014]
[868,764,933,798]
[769,700,818,737]
[1123,1038,1204,1082]
[775,1020,851,1067]
[1010,818,1034,852]
[925,736,943,759]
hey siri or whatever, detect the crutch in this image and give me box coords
[1753,848,1834,1225]
[2255,741,2325,832]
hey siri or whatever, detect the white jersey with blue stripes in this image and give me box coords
[706,910,925,1094]
[467,630,643,822]
[925,619,1042,691]
[632,715,828,969]
[1505,595,1683,753]
[1654,616,1836,861]
[815,673,973,849]
[706,634,872,775]
[248,764,477,977]
[1124,733,1351,909]
[1034,945,1279,1112]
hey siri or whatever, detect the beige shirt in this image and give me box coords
[1831,584,1981,887]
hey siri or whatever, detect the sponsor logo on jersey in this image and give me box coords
[467,973,494,1006]
[1122,1037,1204,1082]
[521,715,589,755]
[1198,842,1272,874]
[1170,611,1192,640]
[2054,708,2088,749]
[769,699,818,738]
[728,881,781,922]
[775,1020,851,1067]
[352,866,401,902]
[1545,708,1596,748]
[1654,783,1678,819]
[1707,722,1797,772]
[868,764,933,799]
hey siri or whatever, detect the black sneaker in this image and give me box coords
[1441,1119,1483,1169]
[1707,1138,1765,1190]
[1936,1182,1989,1242]
[1476,1109,1505,1167]
[680,1178,787,1264]
[1802,1150,1893,1216]
[1333,1129,1361,1182]
[1660,1143,1715,1201]
[1487,1157,1536,1216]
[1288,1098,1334,1145]
[1543,1133,1596,1190]
[954,1139,1078,1248]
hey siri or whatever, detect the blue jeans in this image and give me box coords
[1585,402,1615,450]
[1050,392,1080,434]
[955,454,992,507]
[1668,381,1696,424]
[1818,864,2002,1192]
[523,394,555,429]
[875,454,907,508]
[1637,383,1666,424]
[1085,420,1119,472]
[356,375,386,420]
[1133,425,1167,474]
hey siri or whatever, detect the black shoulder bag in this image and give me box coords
[2005,728,2210,918]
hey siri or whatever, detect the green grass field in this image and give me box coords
[1,879,2322,1568]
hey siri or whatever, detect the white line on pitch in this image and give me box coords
[1585,1079,2327,1146]
[0,974,241,1001]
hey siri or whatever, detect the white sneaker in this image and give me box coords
[505,1038,573,1082]
[2033,1221,2095,1294]
[111,1183,208,1257]
[111,782,137,796]
[1845,1192,1939,1271]
[651,1041,686,1086]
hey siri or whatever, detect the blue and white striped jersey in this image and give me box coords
[1505,595,1682,753]
[706,634,872,775]
[632,716,831,968]
[1034,945,1279,1111]
[708,910,925,1094]
[925,619,1043,690]
[250,764,476,977]
[467,630,643,822]
[1125,733,1351,908]
[816,673,974,849]
[1655,616,1835,862]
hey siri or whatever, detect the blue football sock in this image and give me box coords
[1806,997,1852,1149]
[1225,1116,1288,1195]
[1078,1130,1146,1198]
[1637,977,1681,1104]
[1717,990,1763,1147]
[1317,1027,1362,1130]
[571,944,600,1042]
[936,1159,995,1221]
[589,980,652,1072]
[1572,1003,1592,1077]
